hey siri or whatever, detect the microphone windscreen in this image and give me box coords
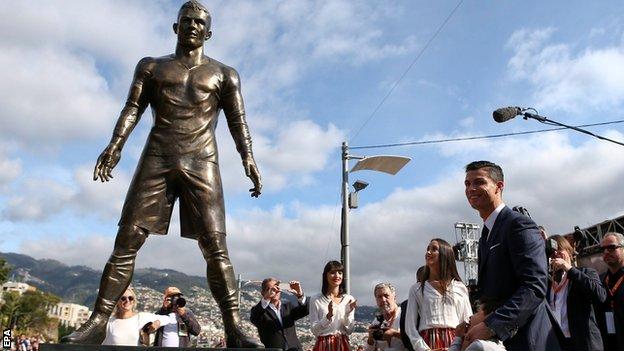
[493,107,521,123]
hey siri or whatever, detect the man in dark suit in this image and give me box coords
[597,232,624,350]
[462,160,561,351]
[250,278,309,351]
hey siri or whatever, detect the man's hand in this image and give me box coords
[550,257,572,272]
[94,144,121,182]
[289,281,303,297]
[464,321,494,345]
[382,328,399,343]
[175,306,186,316]
[243,156,261,197]
[366,327,375,345]
[147,320,161,333]
[455,321,468,338]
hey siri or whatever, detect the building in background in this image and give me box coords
[48,302,90,328]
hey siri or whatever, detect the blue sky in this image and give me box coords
[1,0,624,304]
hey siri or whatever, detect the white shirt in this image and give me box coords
[161,312,181,347]
[404,280,473,351]
[549,277,571,337]
[309,293,356,336]
[102,312,177,346]
[364,306,406,351]
[483,203,505,241]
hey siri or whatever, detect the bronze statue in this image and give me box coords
[62,1,262,347]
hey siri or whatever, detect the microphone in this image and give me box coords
[493,106,522,123]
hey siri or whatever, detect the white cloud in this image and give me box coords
[218,120,345,193]
[0,146,21,190]
[2,164,130,223]
[21,234,113,270]
[0,46,118,144]
[2,179,74,221]
[506,28,624,112]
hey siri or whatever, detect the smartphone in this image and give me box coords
[278,282,292,294]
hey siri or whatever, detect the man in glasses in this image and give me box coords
[153,287,201,348]
[598,232,624,350]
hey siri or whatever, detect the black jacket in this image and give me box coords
[597,268,624,351]
[250,298,309,351]
[154,307,201,347]
[399,299,414,351]
[547,267,606,351]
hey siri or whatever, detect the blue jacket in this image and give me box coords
[478,206,561,351]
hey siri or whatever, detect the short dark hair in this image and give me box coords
[321,260,345,296]
[261,277,277,294]
[177,1,211,28]
[465,160,504,182]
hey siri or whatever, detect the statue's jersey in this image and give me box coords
[128,55,252,161]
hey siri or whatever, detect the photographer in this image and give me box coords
[366,283,406,351]
[547,235,606,351]
[154,286,201,347]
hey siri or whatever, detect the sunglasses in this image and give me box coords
[120,295,135,302]
[602,244,624,252]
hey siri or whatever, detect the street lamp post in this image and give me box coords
[340,141,410,294]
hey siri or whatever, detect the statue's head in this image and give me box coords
[173,1,212,48]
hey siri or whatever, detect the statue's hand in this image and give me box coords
[93,144,121,182]
[243,156,262,197]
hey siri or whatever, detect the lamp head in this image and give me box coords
[353,180,369,192]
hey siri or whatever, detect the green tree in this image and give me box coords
[0,257,10,285]
[0,291,20,329]
[0,290,60,336]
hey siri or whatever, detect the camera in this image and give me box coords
[370,313,388,341]
[167,293,186,309]
[545,237,558,257]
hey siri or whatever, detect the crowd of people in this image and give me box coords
[245,160,624,351]
[58,159,623,351]
[8,334,41,351]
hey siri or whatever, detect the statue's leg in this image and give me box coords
[198,232,261,348]
[61,225,148,344]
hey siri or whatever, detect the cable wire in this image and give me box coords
[350,119,624,150]
[349,0,465,143]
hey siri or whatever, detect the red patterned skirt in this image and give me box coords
[419,327,455,350]
[313,334,350,351]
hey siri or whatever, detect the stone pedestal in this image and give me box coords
[41,344,278,351]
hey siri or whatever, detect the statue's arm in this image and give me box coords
[94,57,153,182]
[221,67,262,197]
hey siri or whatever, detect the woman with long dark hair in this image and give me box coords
[309,260,357,351]
[404,239,472,351]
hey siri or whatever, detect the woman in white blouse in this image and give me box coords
[102,287,177,346]
[309,260,358,351]
[405,239,472,351]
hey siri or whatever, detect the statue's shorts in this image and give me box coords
[118,153,226,239]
